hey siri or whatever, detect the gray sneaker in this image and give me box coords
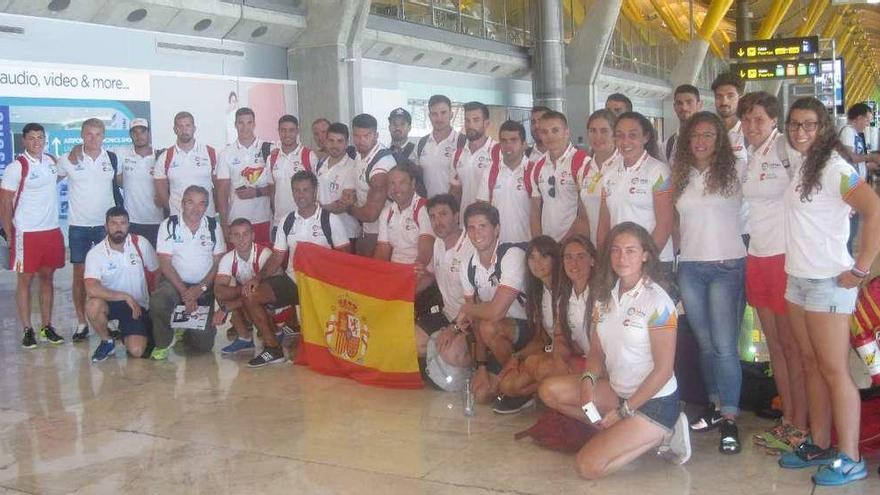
[660,412,692,465]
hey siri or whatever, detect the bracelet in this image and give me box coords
[580,371,597,386]
[851,266,870,279]
[618,400,634,418]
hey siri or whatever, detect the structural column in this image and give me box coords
[669,0,734,87]
[532,0,567,112]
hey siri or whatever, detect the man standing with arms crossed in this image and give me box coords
[450,101,498,215]
[349,113,395,257]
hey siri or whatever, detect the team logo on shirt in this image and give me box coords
[404,217,417,231]
[240,166,264,185]
[324,294,369,363]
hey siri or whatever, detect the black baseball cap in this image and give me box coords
[388,107,411,124]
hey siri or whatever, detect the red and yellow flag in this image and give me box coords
[293,243,422,389]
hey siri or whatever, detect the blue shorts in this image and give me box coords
[107,300,150,338]
[69,225,106,264]
[633,389,680,432]
[487,318,532,374]
[784,275,857,314]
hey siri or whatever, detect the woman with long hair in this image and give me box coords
[778,97,880,486]
[579,110,618,244]
[539,222,690,479]
[737,92,808,452]
[671,111,746,454]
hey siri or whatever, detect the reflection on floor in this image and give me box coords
[1,266,878,495]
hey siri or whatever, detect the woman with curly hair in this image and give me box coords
[538,222,690,479]
[777,97,880,486]
[672,111,746,454]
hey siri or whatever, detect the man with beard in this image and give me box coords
[311,118,331,160]
[270,115,319,238]
[84,206,159,362]
[666,85,703,163]
[525,106,550,160]
[711,73,747,163]
[449,101,499,217]
[388,108,416,162]
[417,95,461,198]
[154,112,220,219]
[605,93,633,117]
[477,120,532,243]
[349,113,395,257]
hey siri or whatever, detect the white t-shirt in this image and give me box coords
[742,130,790,257]
[602,152,674,261]
[417,130,459,198]
[0,152,59,232]
[565,287,591,356]
[155,216,226,284]
[154,141,218,217]
[377,195,433,264]
[57,149,118,227]
[273,206,350,280]
[270,144,319,226]
[839,125,868,180]
[476,155,532,243]
[451,137,497,215]
[217,243,272,285]
[540,285,554,338]
[119,148,164,225]
[579,150,619,244]
[84,234,159,308]
[316,154,360,239]
[784,152,863,278]
[728,120,748,164]
[460,242,527,320]
[432,231,475,321]
[354,143,396,235]
[217,138,272,224]
[530,144,585,242]
[675,166,747,261]
[595,277,678,399]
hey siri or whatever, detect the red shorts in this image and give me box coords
[11,228,65,274]
[745,254,787,314]
[252,221,271,245]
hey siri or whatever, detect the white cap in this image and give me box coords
[129,118,149,130]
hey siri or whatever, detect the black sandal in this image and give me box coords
[719,419,741,455]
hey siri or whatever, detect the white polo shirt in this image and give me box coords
[154,141,218,217]
[460,242,527,320]
[476,155,532,243]
[354,143,396,235]
[217,138,272,224]
[579,150,619,243]
[316,154,360,239]
[728,120,748,164]
[742,130,790,257]
[540,285,554,337]
[57,149,117,227]
[273,205,349,280]
[417,130,459,198]
[602,152,674,261]
[270,144,319,226]
[675,166,747,262]
[566,287,591,356]
[1,152,59,232]
[451,137,497,215]
[377,195,433,264]
[784,152,863,279]
[84,234,159,308]
[119,148,163,225]
[156,216,226,284]
[432,231,475,321]
[217,243,272,285]
[594,277,678,399]
[530,144,585,242]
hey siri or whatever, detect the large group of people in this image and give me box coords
[2,72,880,486]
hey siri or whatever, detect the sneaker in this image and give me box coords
[221,338,255,354]
[40,325,64,345]
[812,453,867,486]
[779,441,837,469]
[91,340,116,363]
[247,347,286,368]
[689,405,722,431]
[150,347,169,361]
[719,419,741,455]
[492,394,535,415]
[71,324,89,342]
[21,328,37,349]
[662,412,692,465]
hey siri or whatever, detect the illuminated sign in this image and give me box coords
[729,36,820,60]
[730,60,820,81]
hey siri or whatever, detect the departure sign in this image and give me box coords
[729,36,819,60]
[730,60,820,81]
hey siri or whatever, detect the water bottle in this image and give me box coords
[463,377,476,417]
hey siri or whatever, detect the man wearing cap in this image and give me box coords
[120,118,164,247]
[388,108,416,162]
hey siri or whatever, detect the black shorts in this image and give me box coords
[415,283,449,335]
[264,275,298,306]
[107,300,150,338]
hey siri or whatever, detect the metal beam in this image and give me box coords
[756,0,793,40]
[821,6,846,39]
[650,0,689,41]
[698,0,735,41]
[795,0,830,37]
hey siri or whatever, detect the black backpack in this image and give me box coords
[107,151,124,207]
[466,242,529,305]
[281,209,334,248]
[165,215,218,246]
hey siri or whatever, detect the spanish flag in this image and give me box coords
[293,242,423,389]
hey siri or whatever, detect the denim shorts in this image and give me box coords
[632,389,680,432]
[69,225,106,264]
[784,275,857,314]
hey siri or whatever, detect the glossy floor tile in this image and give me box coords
[1,267,879,494]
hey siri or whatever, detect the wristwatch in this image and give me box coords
[200,284,208,293]
[618,400,635,418]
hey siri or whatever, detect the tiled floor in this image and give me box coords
[1,267,878,494]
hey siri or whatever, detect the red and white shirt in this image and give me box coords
[529,144,584,242]
[270,143,319,226]
[217,138,272,224]
[417,130,459,198]
[451,137,497,215]
[377,194,433,264]
[217,243,272,285]
[1,151,59,232]
[476,155,531,243]
[119,148,164,225]
[154,141,218,217]
[354,143,396,235]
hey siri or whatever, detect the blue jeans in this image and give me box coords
[678,258,745,416]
